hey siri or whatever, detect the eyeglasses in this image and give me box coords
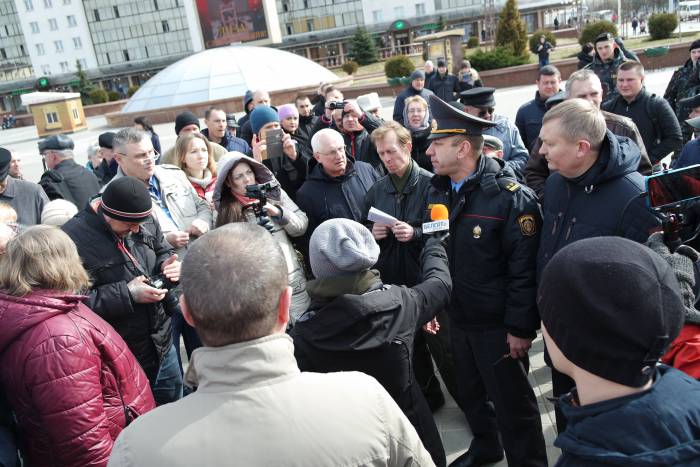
[116,150,160,164]
[407,108,426,115]
[478,107,495,118]
[319,146,346,156]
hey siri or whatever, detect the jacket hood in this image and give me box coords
[212,152,280,210]
[555,366,700,465]
[566,130,640,188]
[0,291,86,354]
[295,272,411,352]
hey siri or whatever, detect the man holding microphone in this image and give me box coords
[424,95,546,467]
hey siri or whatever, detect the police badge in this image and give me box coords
[517,214,536,237]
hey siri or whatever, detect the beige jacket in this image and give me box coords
[108,334,435,467]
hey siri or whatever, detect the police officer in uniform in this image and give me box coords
[424,95,547,467]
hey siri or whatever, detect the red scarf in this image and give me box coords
[233,191,258,208]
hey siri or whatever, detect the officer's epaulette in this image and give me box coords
[495,176,521,194]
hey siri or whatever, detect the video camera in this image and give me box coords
[245,181,278,231]
[328,100,348,110]
[646,164,700,252]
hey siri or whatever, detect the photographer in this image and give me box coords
[213,153,310,324]
[63,176,183,405]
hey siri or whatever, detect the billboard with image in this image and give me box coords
[196,0,270,48]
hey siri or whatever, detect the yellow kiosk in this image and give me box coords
[20,92,87,137]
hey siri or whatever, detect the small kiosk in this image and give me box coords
[419,30,467,75]
[20,92,87,137]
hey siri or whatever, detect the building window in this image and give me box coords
[49,18,58,31]
[72,107,79,120]
[162,20,170,32]
[46,111,59,124]
[123,50,130,61]
[36,43,45,55]
[73,37,82,49]
[372,10,382,22]
[415,3,425,15]
[285,23,292,35]
[24,0,33,10]
[113,6,119,18]
[19,45,25,55]
[30,21,39,33]
[303,0,308,7]
[41,64,51,75]
[434,0,441,9]
[59,61,69,72]
[306,19,314,31]
[393,6,404,18]
[43,0,51,7]
[78,58,87,68]
[94,9,100,21]
[154,0,158,9]
[0,49,6,59]
[67,15,77,27]
[282,1,288,12]
[54,40,63,52]
[63,0,70,4]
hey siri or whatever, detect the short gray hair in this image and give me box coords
[87,143,100,158]
[113,128,149,155]
[311,128,344,154]
[543,98,606,150]
[181,223,288,346]
[52,149,74,159]
[565,69,600,98]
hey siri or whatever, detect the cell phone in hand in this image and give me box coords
[265,128,284,159]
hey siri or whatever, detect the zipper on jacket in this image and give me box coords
[565,217,577,241]
[551,212,563,236]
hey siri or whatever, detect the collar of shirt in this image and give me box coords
[451,178,467,193]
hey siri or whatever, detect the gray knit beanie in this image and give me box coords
[310,218,380,279]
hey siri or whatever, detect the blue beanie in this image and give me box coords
[250,106,279,135]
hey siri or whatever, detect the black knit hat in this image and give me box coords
[690,39,700,52]
[175,111,200,135]
[101,176,152,223]
[538,237,685,388]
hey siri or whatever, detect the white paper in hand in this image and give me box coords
[367,207,398,226]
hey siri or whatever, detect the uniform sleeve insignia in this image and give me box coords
[518,214,536,237]
[506,182,520,192]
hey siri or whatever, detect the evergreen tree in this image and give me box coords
[75,60,94,105]
[495,0,528,57]
[349,28,378,66]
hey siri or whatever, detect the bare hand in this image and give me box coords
[372,223,390,240]
[282,133,297,160]
[506,333,533,359]
[392,221,415,243]
[422,317,440,335]
[127,276,166,304]
[165,231,189,249]
[263,203,281,218]
[187,219,209,237]
[343,100,363,119]
[252,135,266,162]
[161,254,181,282]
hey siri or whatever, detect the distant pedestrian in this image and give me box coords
[632,16,638,35]
[536,35,554,68]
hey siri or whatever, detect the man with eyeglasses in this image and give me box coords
[296,128,380,248]
[38,134,100,208]
[109,128,212,254]
[459,87,530,180]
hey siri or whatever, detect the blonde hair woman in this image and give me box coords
[175,132,217,205]
[0,226,155,467]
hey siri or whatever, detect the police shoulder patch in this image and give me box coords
[517,214,536,237]
[506,182,520,192]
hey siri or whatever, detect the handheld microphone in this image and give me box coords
[423,204,449,234]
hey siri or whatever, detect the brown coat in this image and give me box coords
[524,110,653,199]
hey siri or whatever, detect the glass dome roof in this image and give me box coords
[122,46,339,113]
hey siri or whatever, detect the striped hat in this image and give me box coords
[101,176,152,223]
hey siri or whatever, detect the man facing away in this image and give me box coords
[108,223,435,467]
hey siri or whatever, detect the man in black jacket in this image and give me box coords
[603,61,682,164]
[427,59,459,103]
[515,65,561,151]
[425,95,546,467]
[38,134,100,208]
[292,218,452,467]
[62,176,183,405]
[393,70,434,127]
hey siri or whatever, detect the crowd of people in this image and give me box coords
[2,31,700,467]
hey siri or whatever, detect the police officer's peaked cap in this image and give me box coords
[459,87,496,107]
[428,95,496,140]
[680,94,700,110]
[686,116,700,130]
[595,32,615,44]
[38,134,74,153]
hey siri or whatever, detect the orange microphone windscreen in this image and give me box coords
[430,204,449,221]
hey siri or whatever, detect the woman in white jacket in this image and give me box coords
[213,152,310,324]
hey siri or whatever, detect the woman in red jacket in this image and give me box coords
[0,226,155,467]
[174,132,217,208]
